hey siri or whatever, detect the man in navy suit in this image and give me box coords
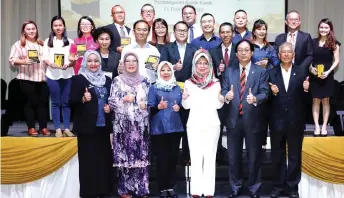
[222,39,269,198]
[268,42,309,198]
[274,10,313,76]
[105,5,131,53]
[209,22,238,165]
[160,21,198,165]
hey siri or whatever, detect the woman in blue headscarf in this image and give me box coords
[69,50,114,198]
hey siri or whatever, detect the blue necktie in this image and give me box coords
[189,25,194,42]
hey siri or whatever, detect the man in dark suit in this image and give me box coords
[209,22,237,165]
[274,10,313,76]
[268,42,309,198]
[221,39,269,198]
[105,5,131,53]
[160,21,198,165]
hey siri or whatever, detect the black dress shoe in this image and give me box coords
[270,190,281,198]
[167,189,177,198]
[250,193,260,198]
[228,192,239,198]
[289,191,300,198]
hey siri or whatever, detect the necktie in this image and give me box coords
[224,48,229,66]
[120,26,126,38]
[288,33,295,45]
[239,67,246,115]
[189,25,194,42]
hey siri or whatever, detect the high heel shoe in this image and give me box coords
[321,126,328,137]
[313,126,321,137]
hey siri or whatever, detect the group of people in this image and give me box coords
[8,2,340,198]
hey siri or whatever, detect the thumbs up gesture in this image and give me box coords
[182,87,189,100]
[246,88,256,104]
[175,59,183,71]
[104,104,110,113]
[172,101,180,112]
[219,60,225,72]
[269,82,279,95]
[158,96,168,110]
[139,97,146,110]
[83,88,91,102]
[218,90,225,103]
[303,76,310,92]
[225,85,234,101]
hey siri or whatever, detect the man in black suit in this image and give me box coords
[105,5,131,53]
[274,10,313,76]
[209,22,238,165]
[221,39,269,198]
[268,42,310,198]
[160,21,198,165]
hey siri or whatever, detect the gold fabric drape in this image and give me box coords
[1,137,77,184]
[302,137,344,184]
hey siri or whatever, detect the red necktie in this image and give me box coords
[239,67,246,115]
[224,48,229,66]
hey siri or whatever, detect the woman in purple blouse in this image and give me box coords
[108,51,150,198]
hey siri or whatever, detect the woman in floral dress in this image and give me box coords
[108,51,150,198]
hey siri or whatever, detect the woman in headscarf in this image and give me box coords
[108,51,150,198]
[147,61,183,198]
[69,50,114,198]
[182,49,224,198]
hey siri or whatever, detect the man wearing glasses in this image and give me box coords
[160,21,198,166]
[105,5,131,53]
[129,4,156,42]
[170,5,202,43]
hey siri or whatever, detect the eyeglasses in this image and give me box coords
[142,10,154,14]
[287,18,300,22]
[237,49,251,54]
[183,12,195,16]
[175,29,188,34]
[113,11,125,15]
[80,23,92,27]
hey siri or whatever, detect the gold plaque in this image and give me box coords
[76,44,87,56]
[54,54,65,67]
[28,50,40,63]
[316,64,324,77]
[120,37,131,46]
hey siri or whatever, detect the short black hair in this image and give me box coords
[200,13,215,21]
[234,9,247,16]
[219,22,234,33]
[182,5,196,14]
[141,3,155,13]
[234,39,254,53]
[133,20,150,31]
[173,21,189,31]
[93,27,114,42]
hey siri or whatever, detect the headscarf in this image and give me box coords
[190,49,218,89]
[78,50,106,87]
[119,51,145,87]
[154,61,176,91]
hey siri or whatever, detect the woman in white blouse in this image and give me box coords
[182,49,224,198]
[42,16,74,137]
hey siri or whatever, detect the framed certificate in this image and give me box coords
[316,64,324,77]
[28,50,40,63]
[54,54,65,67]
[145,55,160,70]
[76,44,86,56]
[120,37,131,46]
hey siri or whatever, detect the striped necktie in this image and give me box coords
[239,67,246,115]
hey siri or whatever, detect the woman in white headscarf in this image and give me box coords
[182,49,224,198]
[69,50,114,198]
[147,61,183,198]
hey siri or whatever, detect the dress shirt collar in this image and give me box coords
[176,41,187,49]
[114,23,125,29]
[200,34,218,41]
[239,61,251,71]
[288,30,298,37]
[221,43,232,51]
[133,41,150,49]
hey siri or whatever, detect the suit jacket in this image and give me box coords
[70,75,113,135]
[274,30,313,75]
[221,63,269,132]
[105,23,131,51]
[96,48,121,79]
[160,41,198,82]
[209,43,238,84]
[268,65,309,133]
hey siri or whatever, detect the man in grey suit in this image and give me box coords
[221,39,269,198]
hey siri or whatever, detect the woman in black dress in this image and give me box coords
[70,50,114,198]
[309,18,340,137]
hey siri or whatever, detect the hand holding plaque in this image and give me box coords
[316,64,324,78]
[28,50,40,63]
[54,54,65,68]
[120,37,131,47]
[76,44,86,56]
[145,55,160,70]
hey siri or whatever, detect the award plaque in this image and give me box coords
[54,54,65,67]
[176,82,185,90]
[28,50,40,63]
[120,37,131,46]
[316,64,324,77]
[76,44,87,56]
[145,55,160,70]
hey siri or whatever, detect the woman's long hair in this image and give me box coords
[48,16,70,47]
[150,18,170,46]
[77,16,96,38]
[317,18,337,51]
[251,19,269,46]
[20,20,44,47]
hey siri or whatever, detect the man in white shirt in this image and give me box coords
[268,42,310,198]
[129,4,155,42]
[121,20,160,84]
[170,5,202,43]
[105,5,131,53]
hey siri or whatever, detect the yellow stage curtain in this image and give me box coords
[1,137,77,184]
[302,137,344,184]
